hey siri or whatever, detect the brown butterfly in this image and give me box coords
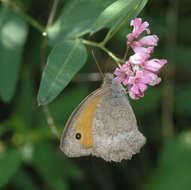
[60,74,146,162]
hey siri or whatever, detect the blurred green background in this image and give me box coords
[1,0,191,190]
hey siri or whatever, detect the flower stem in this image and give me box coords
[81,39,124,66]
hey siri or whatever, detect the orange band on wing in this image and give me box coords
[76,96,101,148]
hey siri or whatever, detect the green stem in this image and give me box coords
[2,0,45,33]
[102,0,144,45]
[45,0,60,29]
[81,39,125,66]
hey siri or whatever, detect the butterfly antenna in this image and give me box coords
[91,50,104,79]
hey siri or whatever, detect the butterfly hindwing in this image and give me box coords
[91,77,146,162]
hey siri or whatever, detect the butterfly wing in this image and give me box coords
[60,74,146,162]
[60,88,104,157]
[91,76,146,162]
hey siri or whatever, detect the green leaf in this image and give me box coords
[0,5,28,102]
[37,40,87,105]
[90,0,148,35]
[48,0,116,44]
[107,0,148,38]
[146,132,191,190]
[0,149,22,188]
[32,143,83,190]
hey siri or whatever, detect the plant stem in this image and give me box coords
[123,46,129,61]
[43,106,60,138]
[1,0,45,33]
[81,39,125,67]
[45,0,60,30]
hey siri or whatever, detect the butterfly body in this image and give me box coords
[60,74,146,162]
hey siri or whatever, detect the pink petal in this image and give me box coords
[133,46,154,54]
[122,62,131,71]
[114,68,122,75]
[132,65,141,73]
[135,70,144,78]
[130,18,142,32]
[138,83,147,92]
[114,64,132,85]
[139,35,159,46]
[123,78,129,86]
[126,33,134,44]
[158,59,167,66]
[145,28,151,34]
[143,71,161,86]
[139,74,150,84]
[144,59,167,72]
[124,61,131,69]
[138,90,144,97]
[131,85,139,94]
[130,18,142,26]
[129,53,150,65]
[129,90,138,99]
[129,86,144,100]
[128,76,135,84]
[130,18,150,38]
[139,22,150,35]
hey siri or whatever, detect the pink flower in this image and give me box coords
[129,53,150,65]
[114,17,168,100]
[128,71,150,99]
[137,35,159,46]
[144,59,167,72]
[130,35,159,54]
[114,63,132,85]
[143,71,161,86]
[133,46,154,54]
[129,89,143,100]
[126,33,134,45]
[130,18,150,38]
[127,18,150,45]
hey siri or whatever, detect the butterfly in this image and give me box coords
[60,73,146,162]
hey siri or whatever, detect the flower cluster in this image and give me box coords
[114,18,167,99]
